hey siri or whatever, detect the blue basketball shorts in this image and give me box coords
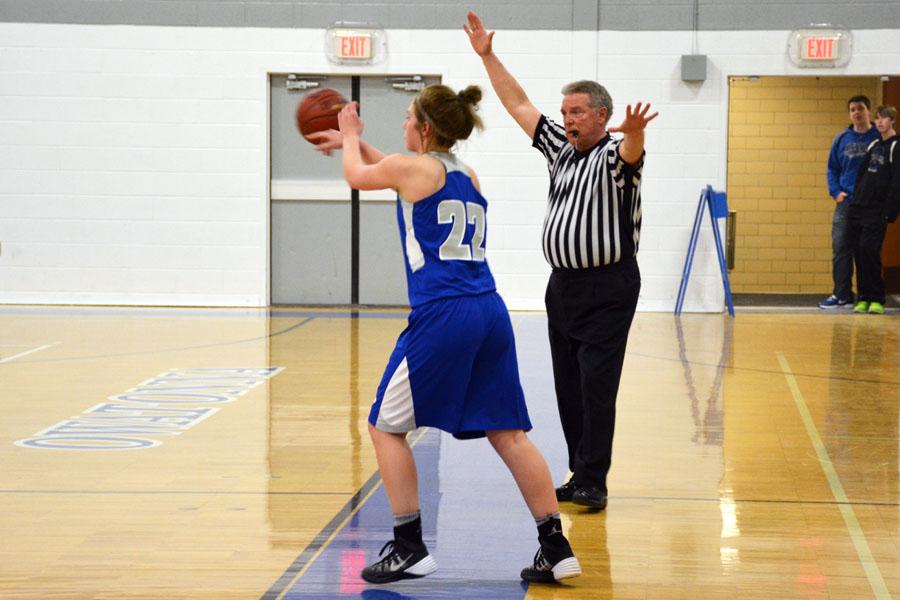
[369,291,532,440]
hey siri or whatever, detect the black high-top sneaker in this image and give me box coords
[555,477,577,502]
[360,538,437,584]
[520,523,581,583]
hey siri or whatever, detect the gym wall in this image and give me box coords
[1,1,900,310]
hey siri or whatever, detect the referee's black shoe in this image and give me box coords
[572,486,608,510]
[555,478,577,502]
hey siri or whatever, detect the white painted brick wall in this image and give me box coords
[1,24,898,310]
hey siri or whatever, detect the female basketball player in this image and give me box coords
[313,84,581,586]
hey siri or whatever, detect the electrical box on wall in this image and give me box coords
[681,55,707,82]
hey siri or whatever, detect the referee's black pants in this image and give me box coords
[545,256,640,492]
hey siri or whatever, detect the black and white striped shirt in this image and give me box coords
[532,115,644,269]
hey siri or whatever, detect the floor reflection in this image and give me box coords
[675,316,732,447]
[826,318,898,505]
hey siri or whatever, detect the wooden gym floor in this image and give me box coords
[0,305,898,599]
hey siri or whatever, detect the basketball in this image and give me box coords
[296,88,348,138]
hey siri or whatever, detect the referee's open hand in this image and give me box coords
[608,102,659,135]
[465,11,494,57]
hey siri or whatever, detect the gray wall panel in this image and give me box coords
[699,3,893,31]
[295,3,336,29]
[197,1,245,26]
[599,2,694,32]
[76,1,131,24]
[2,0,900,31]
[334,4,391,27]
[573,0,598,29]
[33,0,123,24]
[245,2,295,28]
[432,4,472,29]
[475,1,573,30]
[386,5,437,29]
[128,1,199,26]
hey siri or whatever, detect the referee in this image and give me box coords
[466,12,657,510]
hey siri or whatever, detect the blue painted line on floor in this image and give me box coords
[277,427,533,600]
[271,314,571,599]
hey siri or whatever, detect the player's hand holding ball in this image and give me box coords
[296,88,349,155]
[305,129,342,156]
[337,102,363,138]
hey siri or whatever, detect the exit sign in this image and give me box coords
[788,26,851,68]
[325,24,386,65]
[335,33,372,60]
[800,36,840,61]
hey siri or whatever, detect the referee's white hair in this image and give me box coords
[562,80,613,119]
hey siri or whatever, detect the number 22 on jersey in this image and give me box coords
[437,200,485,262]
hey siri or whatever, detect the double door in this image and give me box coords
[270,74,440,305]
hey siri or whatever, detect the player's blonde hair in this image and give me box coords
[414,84,484,151]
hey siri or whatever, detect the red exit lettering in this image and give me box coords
[338,35,371,59]
[803,36,838,60]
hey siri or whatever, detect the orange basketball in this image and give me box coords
[296,88,348,138]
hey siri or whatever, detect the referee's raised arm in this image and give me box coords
[609,102,659,165]
[465,11,541,140]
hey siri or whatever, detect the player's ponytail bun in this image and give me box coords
[414,84,484,151]
[457,85,482,107]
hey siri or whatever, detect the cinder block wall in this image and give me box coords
[1,18,899,309]
[727,76,880,293]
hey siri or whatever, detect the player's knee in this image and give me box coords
[486,428,524,452]
[368,423,409,447]
[368,422,390,446]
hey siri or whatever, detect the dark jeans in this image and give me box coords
[544,257,640,492]
[847,210,887,304]
[831,202,855,301]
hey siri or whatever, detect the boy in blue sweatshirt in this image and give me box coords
[820,95,880,309]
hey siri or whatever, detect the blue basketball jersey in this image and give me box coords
[397,152,497,307]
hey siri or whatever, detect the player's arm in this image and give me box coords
[342,152,412,191]
[465,11,540,139]
[306,129,386,164]
[359,141,386,164]
[468,168,482,193]
[339,103,411,190]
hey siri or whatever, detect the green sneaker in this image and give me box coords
[868,302,885,314]
[853,301,869,313]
